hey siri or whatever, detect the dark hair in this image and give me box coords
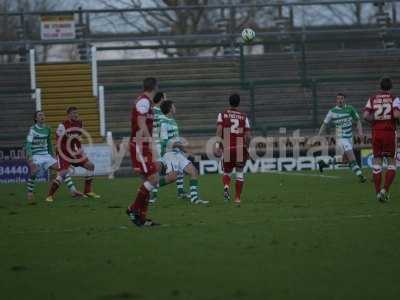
[67,106,78,114]
[34,110,42,123]
[229,93,240,107]
[143,77,158,92]
[336,92,346,98]
[380,77,392,91]
[153,92,165,104]
[160,100,174,115]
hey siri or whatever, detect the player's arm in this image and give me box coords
[244,117,251,149]
[136,99,152,139]
[318,111,331,135]
[215,113,223,149]
[363,98,374,122]
[25,128,34,160]
[160,122,168,154]
[351,107,363,137]
[393,97,400,119]
[47,129,54,156]
[55,123,66,154]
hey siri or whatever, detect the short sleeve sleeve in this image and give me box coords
[56,124,66,137]
[393,97,400,111]
[351,106,360,121]
[245,117,251,130]
[217,113,223,125]
[26,128,34,143]
[364,98,373,112]
[136,98,150,114]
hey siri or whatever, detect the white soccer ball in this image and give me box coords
[242,28,255,43]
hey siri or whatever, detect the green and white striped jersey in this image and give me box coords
[159,115,181,156]
[323,105,359,139]
[25,124,53,158]
[152,106,164,142]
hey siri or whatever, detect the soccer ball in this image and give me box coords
[242,28,255,43]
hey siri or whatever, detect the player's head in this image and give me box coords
[143,77,158,94]
[67,106,79,121]
[34,110,45,125]
[160,100,175,116]
[229,93,240,108]
[380,77,393,91]
[153,91,166,106]
[336,93,346,107]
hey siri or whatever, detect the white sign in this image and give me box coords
[199,156,347,175]
[41,15,76,40]
[72,144,112,176]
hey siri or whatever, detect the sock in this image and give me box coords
[349,160,362,177]
[372,165,382,194]
[384,165,396,192]
[189,178,199,202]
[235,173,244,201]
[176,173,184,194]
[129,181,153,221]
[159,176,167,187]
[64,173,77,193]
[223,173,231,189]
[27,174,37,193]
[151,188,158,199]
[84,171,94,194]
[48,176,61,197]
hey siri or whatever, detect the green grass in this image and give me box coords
[1,171,400,300]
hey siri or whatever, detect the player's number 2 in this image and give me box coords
[230,119,240,134]
[374,103,392,120]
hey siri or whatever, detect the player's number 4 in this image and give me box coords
[374,103,392,120]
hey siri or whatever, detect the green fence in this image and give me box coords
[105,74,391,138]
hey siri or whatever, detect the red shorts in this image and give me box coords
[222,149,248,173]
[57,154,89,170]
[130,142,158,176]
[372,130,396,158]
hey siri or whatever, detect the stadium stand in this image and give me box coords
[36,62,102,143]
[0,64,33,148]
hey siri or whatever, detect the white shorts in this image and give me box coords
[162,151,191,174]
[337,138,353,152]
[32,154,57,170]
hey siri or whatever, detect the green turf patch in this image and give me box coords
[1,171,400,300]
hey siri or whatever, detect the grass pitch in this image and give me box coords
[1,171,400,300]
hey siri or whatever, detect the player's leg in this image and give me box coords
[47,156,83,201]
[176,172,188,199]
[81,160,100,198]
[127,171,159,226]
[344,150,366,183]
[183,162,208,204]
[339,138,365,182]
[26,159,39,203]
[372,134,384,201]
[222,160,234,202]
[150,169,178,204]
[234,165,245,205]
[127,146,160,226]
[381,132,397,201]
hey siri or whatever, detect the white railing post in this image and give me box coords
[106,131,114,179]
[29,49,36,99]
[98,85,105,137]
[91,46,98,97]
[35,88,42,111]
